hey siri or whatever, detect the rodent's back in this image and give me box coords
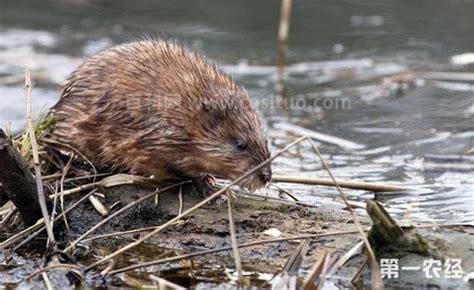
[49,40,271,189]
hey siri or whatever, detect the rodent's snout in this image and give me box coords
[258,166,272,184]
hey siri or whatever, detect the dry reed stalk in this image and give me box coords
[40,137,97,178]
[270,239,309,289]
[271,182,299,201]
[272,175,408,192]
[351,256,368,289]
[307,139,383,289]
[0,206,17,230]
[48,173,160,198]
[178,186,183,215]
[277,0,293,80]
[301,251,331,290]
[329,241,364,274]
[41,272,53,290]
[0,219,44,250]
[23,263,83,282]
[58,154,74,231]
[81,226,159,242]
[150,275,186,290]
[226,190,242,281]
[416,71,474,82]
[25,69,56,246]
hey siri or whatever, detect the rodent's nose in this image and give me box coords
[258,166,272,183]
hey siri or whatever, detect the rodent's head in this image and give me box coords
[133,41,272,190]
[182,85,272,191]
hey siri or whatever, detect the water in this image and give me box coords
[0,0,473,226]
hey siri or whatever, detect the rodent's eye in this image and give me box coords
[236,140,248,151]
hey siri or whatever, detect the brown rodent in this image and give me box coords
[47,40,272,193]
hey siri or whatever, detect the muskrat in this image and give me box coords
[47,40,272,193]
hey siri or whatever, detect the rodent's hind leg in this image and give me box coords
[193,175,217,197]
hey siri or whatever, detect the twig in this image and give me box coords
[270,182,299,201]
[279,239,309,288]
[329,241,363,274]
[48,173,161,198]
[241,192,319,209]
[99,258,117,276]
[411,223,474,229]
[154,190,160,205]
[307,139,383,290]
[226,190,242,281]
[86,136,307,271]
[81,226,159,242]
[59,154,74,232]
[150,275,186,290]
[25,68,56,246]
[49,182,97,198]
[0,206,17,230]
[107,229,360,276]
[42,173,63,181]
[40,137,97,180]
[64,181,189,253]
[351,256,368,289]
[272,174,408,192]
[178,186,183,215]
[316,251,331,289]
[301,250,331,290]
[282,239,309,275]
[270,239,309,289]
[416,71,474,82]
[274,122,366,150]
[64,172,111,182]
[41,273,53,290]
[42,172,110,183]
[0,219,44,250]
[23,263,83,282]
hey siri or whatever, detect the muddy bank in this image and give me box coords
[2,183,472,288]
[72,185,365,285]
[3,183,365,288]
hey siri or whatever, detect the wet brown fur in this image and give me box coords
[47,40,271,190]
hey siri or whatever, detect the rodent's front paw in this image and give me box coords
[193,175,217,197]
